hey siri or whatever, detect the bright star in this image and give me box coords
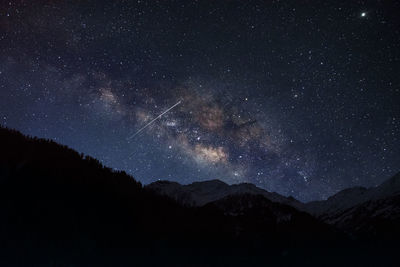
[361,12,366,17]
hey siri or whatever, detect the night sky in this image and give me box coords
[0,0,399,201]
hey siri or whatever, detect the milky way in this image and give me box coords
[0,0,399,201]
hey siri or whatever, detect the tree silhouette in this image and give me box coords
[0,126,397,266]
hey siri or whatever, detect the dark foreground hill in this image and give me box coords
[0,127,398,266]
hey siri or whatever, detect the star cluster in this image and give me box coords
[0,0,399,201]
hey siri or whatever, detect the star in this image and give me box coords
[0,0,398,203]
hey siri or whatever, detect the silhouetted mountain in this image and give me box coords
[149,173,400,243]
[203,193,338,241]
[0,126,398,266]
[302,173,400,240]
[147,179,304,209]
[304,173,400,217]
[321,194,400,240]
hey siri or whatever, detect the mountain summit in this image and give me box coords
[304,172,400,216]
[147,179,304,209]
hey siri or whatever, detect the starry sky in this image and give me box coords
[0,0,399,201]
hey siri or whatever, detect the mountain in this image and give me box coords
[302,173,400,240]
[147,167,400,242]
[320,194,400,240]
[0,126,398,266]
[304,172,400,217]
[146,179,304,210]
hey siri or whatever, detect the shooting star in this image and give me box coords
[127,100,182,140]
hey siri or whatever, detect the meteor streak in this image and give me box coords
[127,100,182,140]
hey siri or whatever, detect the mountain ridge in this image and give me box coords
[146,178,305,210]
[147,171,400,218]
[304,172,400,216]
[0,126,399,266]
[0,126,348,266]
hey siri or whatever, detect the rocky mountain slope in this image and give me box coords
[303,173,400,240]
[146,179,304,210]
[148,170,400,242]
[320,194,400,239]
[304,172,400,217]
